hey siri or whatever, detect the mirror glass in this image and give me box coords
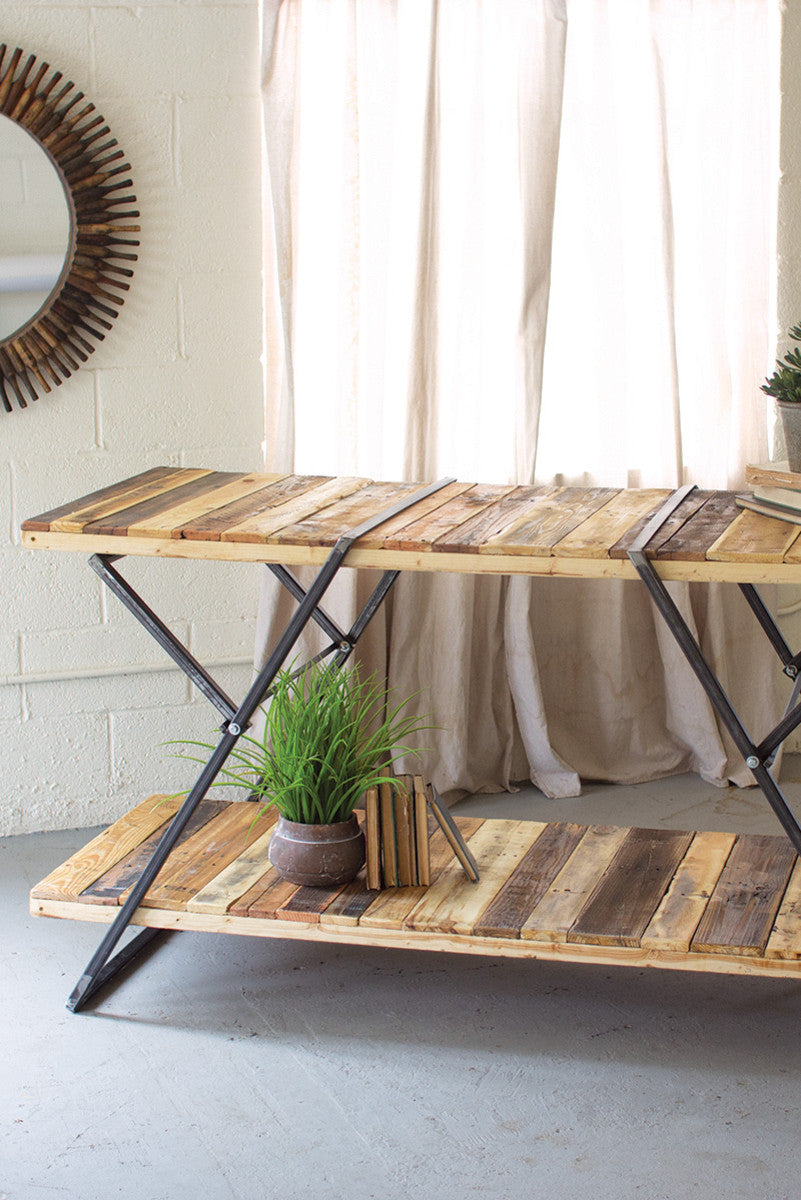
[0,113,73,341]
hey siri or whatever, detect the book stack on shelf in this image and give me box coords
[737,462,801,525]
[363,774,479,890]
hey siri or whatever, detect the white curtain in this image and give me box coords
[257,0,783,801]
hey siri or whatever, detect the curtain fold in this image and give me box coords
[258,0,783,803]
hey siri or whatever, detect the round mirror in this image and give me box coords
[0,114,73,340]
[0,45,139,412]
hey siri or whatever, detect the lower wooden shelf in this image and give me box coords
[29,793,801,980]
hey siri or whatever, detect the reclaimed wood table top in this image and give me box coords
[30,795,801,979]
[20,466,801,583]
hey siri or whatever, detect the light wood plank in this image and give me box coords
[50,469,207,533]
[481,488,618,556]
[21,467,180,532]
[404,821,543,935]
[765,858,801,959]
[30,795,180,901]
[125,473,286,539]
[356,481,474,549]
[706,508,801,563]
[691,834,797,956]
[384,484,514,552]
[430,486,553,554]
[640,831,736,952]
[221,476,371,543]
[269,481,423,547]
[180,475,327,541]
[520,825,629,942]
[82,472,238,538]
[186,809,280,913]
[138,804,276,911]
[553,490,670,559]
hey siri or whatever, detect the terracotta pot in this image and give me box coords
[268,814,366,887]
[778,400,801,473]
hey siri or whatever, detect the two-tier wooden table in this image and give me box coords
[21,468,801,1011]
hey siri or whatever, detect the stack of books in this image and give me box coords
[737,462,801,525]
[363,774,479,890]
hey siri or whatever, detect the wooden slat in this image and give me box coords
[640,831,736,952]
[472,822,588,939]
[21,467,180,532]
[269,481,423,547]
[384,484,515,552]
[30,794,181,901]
[237,871,300,919]
[138,804,276,911]
[691,834,797,956]
[765,858,801,959]
[357,820,485,930]
[356,481,473,550]
[275,881,350,922]
[553,490,670,559]
[656,492,740,561]
[568,827,695,948]
[706,508,801,563]
[81,799,228,905]
[430,486,553,554]
[520,825,629,942]
[318,876,386,926]
[124,473,285,539]
[51,470,212,534]
[82,472,237,538]
[481,487,618,556]
[404,821,542,935]
[608,489,713,559]
[180,475,328,541]
[185,808,280,913]
[221,476,371,543]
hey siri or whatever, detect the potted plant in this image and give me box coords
[171,662,429,887]
[761,322,801,471]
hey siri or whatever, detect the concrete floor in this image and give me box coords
[5,767,801,1200]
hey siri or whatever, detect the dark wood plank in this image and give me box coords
[275,881,351,922]
[568,827,694,948]
[21,467,180,532]
[656,492,741,561]
[82,471,241,537]
[138,804,276,911]
[79,799,228,904]
[431,485,553,553]
[608,489,713,559]
[318,876,383,925]
[269,481,422,547]
[240,872,301,919]
[472,822,588,938]
[691,834,797,956]
[179,475,327,540]
[386,484,514,552]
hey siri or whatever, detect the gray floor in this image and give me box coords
[5,768,801,1200]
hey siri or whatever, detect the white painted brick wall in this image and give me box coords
[2,2,265,834]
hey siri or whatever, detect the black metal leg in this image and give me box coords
[68,477,454,1012]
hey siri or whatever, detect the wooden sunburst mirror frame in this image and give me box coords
[0,45,139,412]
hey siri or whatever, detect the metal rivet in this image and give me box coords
[746,755,760,770]
[228,723,241,737]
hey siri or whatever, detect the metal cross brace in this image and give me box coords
[67,476,454,1012]
[628,487,801,857]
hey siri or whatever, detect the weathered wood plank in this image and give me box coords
[221,476,371,543]
[275,881,350,922]
[569,827,694,948]
[356,481,473,550]
[357,820,485,930]
[21,467,181,532]
[180,475,327,541]
[481,488,618,556]
[765,858,801,959]
[125,473,285,540]
[520,825,629,942]
[31,794,182,901]
[81,799,228,905]
[472,822,588,939]
[318,876,385,926]
[404,821,542,935]
[640,831,736,952]
[706,508,801,563]
[237,871,301,919]
[185,808,280,913]
[608,489,713,559]
[430,486,553,554]
[384,484,515,552]
[138,804,276,911]
[656,492,740,561]
[82,472,238,538]
[553,490,670,559]
[269,481,423,547]
[51,469,209,534]
[691,834,797,956]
